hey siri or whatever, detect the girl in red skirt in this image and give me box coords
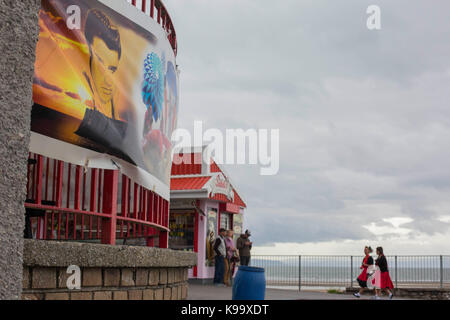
[374,247,394,300]
[353,246,374,298]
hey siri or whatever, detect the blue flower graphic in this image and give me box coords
[142,52,165,122]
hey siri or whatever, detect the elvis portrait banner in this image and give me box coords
[31,0,179,194]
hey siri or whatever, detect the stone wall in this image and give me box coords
[0,0,41,300]
[392,288,450,300]
[346,287,450,300]
[22,265,190,300]
[22,240,197,300]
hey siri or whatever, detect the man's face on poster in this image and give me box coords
[90,36,119,105]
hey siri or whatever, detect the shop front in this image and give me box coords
[169,148,247,282]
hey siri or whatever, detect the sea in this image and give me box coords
[250,256,450,289]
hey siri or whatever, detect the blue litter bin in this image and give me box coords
[232,266,266,300]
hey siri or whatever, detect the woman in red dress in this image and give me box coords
[353,246,374,298]
[374,246,394,299]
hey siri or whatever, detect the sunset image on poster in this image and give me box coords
[32,0,179,186]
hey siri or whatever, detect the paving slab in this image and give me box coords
[187,284,414,300]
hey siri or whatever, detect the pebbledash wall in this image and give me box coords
[22,240,197,300]
[0,0,197,301]
[0,0,41,300]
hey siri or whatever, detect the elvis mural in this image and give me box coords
[31,0,179,187]
[205,208,218,267]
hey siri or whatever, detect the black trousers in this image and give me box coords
[214,255,225,283]
[240,256,251,266]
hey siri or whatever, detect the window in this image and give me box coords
[220,213,232,231]
[169,211,195,251]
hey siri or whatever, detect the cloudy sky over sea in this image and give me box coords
[164,0,450,255]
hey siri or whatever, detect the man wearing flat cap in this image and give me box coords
[237,230,253,266]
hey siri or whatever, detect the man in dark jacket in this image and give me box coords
[213,228,227,286]
[237,230,253,266]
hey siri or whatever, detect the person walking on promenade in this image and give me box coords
[213,228,227,287]
[224,229,237,286]
[353,246,374,298]
[237,229,252,266]
[374,247,394,300]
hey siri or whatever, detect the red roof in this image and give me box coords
[210,160,221,173]
[171,153,202,175]
[170,176,211,190]
[211,190,246,208]
[233,191,246,208]
[170,154,247,208]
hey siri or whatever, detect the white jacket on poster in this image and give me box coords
[367,265,381,289]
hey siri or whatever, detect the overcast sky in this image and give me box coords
[163,0,450,255]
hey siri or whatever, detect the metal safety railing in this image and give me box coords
[25,153,169,247]
[127,0,177,56]
[250,255,450,290]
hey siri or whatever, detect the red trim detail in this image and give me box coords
[193,210,199,277]
[150,0,155,18]
[218,209,221,234]
[35,155,43,204]
[128,0,177,56]
[210,161,221,173]
[230,214,234,230]
[159,231,169,248]
[101,170,119,245]
[210,191,246,208]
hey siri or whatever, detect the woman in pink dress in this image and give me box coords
[374,246,394,299]
[224,230,237,286]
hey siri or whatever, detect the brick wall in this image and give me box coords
[22,266,190,300]
[22,240,197,300]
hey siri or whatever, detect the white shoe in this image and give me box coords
[215,283,226,287]
[389,293,393,300]
[372,295,381,300]
[353,293,360,298]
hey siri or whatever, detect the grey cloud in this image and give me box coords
[245,208,374,245]
[404,219,450,237]
[164,0,450,246]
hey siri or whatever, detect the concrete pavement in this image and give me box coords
[187,284,411,300]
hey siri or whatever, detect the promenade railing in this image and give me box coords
[127,0,178,56]
[250,255,450,290]
[25,153,169,247]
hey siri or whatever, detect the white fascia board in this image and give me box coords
[170,190,209,199]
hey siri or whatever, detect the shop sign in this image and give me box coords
[225,203,240,214]
[170,199,196,209]
[208,173,234,201]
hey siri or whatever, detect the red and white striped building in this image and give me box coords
[169,146,247,281]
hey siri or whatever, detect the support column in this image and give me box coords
[0,0,41,300]
[101,170,119,245]
[158,198,169,248]
[159,231,169,249]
